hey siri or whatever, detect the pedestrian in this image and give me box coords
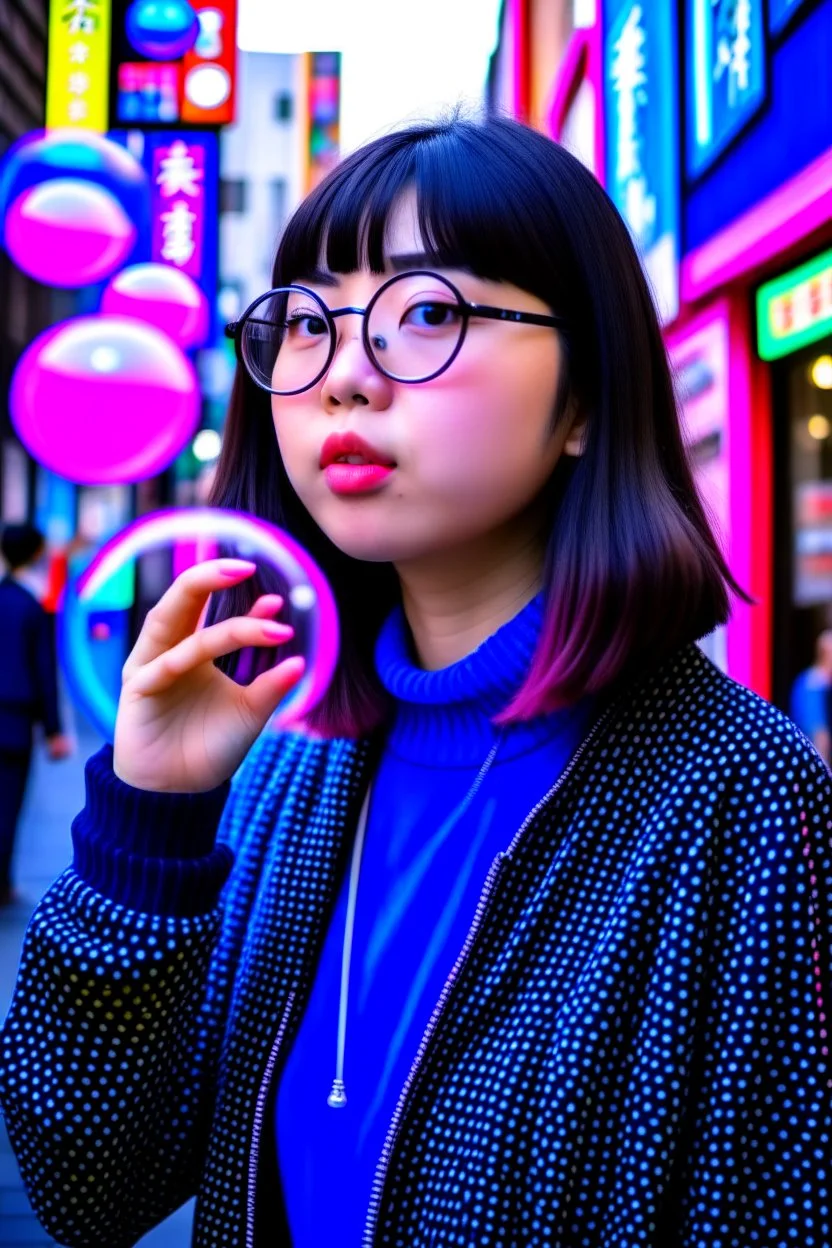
[0,522,72,907]
[790,628,832,763]
[2,114,831,1246]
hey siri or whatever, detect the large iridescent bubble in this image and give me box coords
[5,179,137,287]
[0,130,148,287]
[126,0,200,59]
[59,508,340,741]
[10,315,200,484]
[101,263,210,349]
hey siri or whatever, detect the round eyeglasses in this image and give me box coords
[224,270,566,396]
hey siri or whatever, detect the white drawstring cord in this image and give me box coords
[327,730,505,1108]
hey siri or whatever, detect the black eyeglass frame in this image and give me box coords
[224,269,567,396]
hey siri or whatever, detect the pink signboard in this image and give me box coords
[151,137,205,281]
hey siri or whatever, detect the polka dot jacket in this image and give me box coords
[1,643,830,1247]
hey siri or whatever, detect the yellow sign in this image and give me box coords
[46,0,112,132]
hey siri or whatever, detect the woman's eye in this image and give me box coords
[402,301,461,330]
[285,312,328,339]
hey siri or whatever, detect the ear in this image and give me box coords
[562,408,588,457]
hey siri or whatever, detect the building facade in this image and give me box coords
[489,0,832,711]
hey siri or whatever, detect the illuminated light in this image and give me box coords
[808,415,831,441]
[811,355,832,390]
[126,0,200,59]
[101,262,209,350]
[59,508,340,742]
[184,63,232,110]
[4,179,137,287]
[10,315,200,485]
[192,428,221,461]
[89,346,122,373]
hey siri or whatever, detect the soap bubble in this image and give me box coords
[0,130,148,286]
[4,179,137,287]
[126,0,200,59]
[59,508,339,741]
[10,314,200,484]
[101,263,210,349]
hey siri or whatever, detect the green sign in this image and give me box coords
[757,248,832,361]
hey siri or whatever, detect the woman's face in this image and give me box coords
[272,193,577,569]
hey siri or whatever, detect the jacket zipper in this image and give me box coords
[360,701,617,1247]
[246,989,297,1248]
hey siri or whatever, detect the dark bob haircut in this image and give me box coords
[210,112,743,738]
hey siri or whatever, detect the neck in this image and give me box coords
[395,519,546,671]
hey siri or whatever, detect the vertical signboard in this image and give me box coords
[668,306,732,670]
[46,0,112,131]
[305,52,341,194]
[146,131,218,345]
[180,0,237,125]
[603,0,680,323]
[685,0,766,178]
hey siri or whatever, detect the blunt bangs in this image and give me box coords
[210,114,744,739]
[273,120,577,327]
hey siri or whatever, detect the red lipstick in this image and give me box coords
[320,431,396,496]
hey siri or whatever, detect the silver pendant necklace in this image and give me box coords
[327,729,505,1108]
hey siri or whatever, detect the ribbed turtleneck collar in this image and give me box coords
[374,593,589,767]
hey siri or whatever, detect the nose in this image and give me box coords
[320,314,393,412]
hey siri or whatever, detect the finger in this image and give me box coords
[240,655,307,730]
[126,559,257,672]
[129,615,294,697]
[247,594,285,621]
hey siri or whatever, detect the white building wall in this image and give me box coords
[219,51,305,318]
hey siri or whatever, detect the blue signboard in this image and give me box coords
[685,0,767,179]
[603,0,680,322]
[769,0,812,36]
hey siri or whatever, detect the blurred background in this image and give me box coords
[0,1,830,1243]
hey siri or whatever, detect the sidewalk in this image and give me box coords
[0,713,195,1247]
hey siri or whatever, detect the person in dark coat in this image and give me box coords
[0,522,72,905]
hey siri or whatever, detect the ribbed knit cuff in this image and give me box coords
[71,745,234,917]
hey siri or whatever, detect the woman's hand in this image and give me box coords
[113,559,305,793]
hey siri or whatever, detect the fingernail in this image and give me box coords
[263,622,293,639]
[219,560,256,577]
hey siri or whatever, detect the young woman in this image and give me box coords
[1,114,830,1248]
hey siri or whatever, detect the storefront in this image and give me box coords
[757,248,832,708]
[491,0,832,707]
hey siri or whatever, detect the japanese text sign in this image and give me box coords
[685,0,766,179]
[146,131,218,345]
[603,0,680,323]
[46,0,112,131]
[756,248,832,361]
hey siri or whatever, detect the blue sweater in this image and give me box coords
[276,593,595,1246]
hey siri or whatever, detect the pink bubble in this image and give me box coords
[100,263,209,350]
[4,178,137,288]
[10,315,200,485]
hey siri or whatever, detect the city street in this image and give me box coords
[0,711,195,1247]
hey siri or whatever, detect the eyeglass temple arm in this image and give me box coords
[466,303,564,329]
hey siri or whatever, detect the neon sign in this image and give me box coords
[46,0,112,131]
[757,248,832,361]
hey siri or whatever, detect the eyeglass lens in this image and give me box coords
[240,273,466,394]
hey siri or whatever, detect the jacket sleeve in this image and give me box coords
[677,732,832,1246]
[0,744,237,1248]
